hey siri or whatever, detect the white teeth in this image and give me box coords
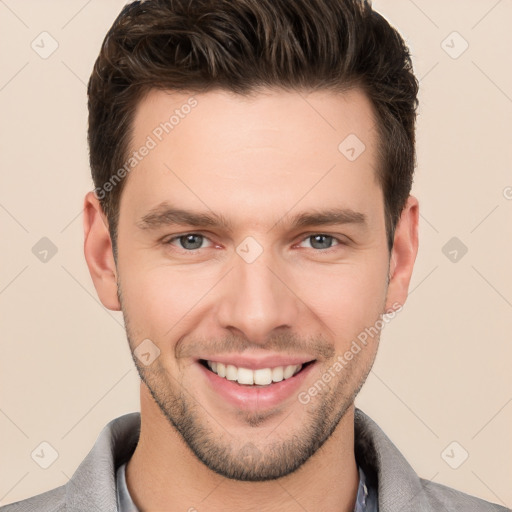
[254,368,272,385]
[225,364,237,381]
[217,362,226,377]
[237,367,254,385]
[272,366,284,382]
[205,360,304,386]
[283,365,297,379]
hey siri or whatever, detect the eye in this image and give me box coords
[162,232,345,254]
[298,234,342,251]
[164,233,213,251]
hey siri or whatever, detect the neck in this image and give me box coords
[126,384,359,512]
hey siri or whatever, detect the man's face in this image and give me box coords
[115,88,393,481]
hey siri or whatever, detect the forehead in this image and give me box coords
[132,86,377,153]
[121,87,382,229]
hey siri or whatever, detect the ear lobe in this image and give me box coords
[384,195,419,312]
[83,191,121,311]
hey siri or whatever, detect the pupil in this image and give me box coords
[312,234,331,250]
[182,234,202,250]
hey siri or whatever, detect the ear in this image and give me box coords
[83,191,121,311]
[384,195,419,313]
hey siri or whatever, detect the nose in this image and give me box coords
[216,244,302,346]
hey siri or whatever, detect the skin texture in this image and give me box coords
[83,87,419,511]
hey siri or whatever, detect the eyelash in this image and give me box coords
[162,232,347,254]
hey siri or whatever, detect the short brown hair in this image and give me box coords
[87,0,418,258]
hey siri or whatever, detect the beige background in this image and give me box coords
[1,0,511,508]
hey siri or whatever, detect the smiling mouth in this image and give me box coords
[199,359,316,386]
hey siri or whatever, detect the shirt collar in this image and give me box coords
[64,408,433,511]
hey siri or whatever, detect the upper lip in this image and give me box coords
[198,354,316,370]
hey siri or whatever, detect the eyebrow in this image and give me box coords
[136,202,367,232]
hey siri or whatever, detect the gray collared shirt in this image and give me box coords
[4,408,506,511]
[116,461,378,511]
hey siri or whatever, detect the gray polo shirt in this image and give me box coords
[3,408,506,511]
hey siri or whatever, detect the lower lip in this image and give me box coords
[198,361,316,410]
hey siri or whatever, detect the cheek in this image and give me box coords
[300,262,387,340]
[119,264,213,337]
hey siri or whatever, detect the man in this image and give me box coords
[2,0,508,511]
